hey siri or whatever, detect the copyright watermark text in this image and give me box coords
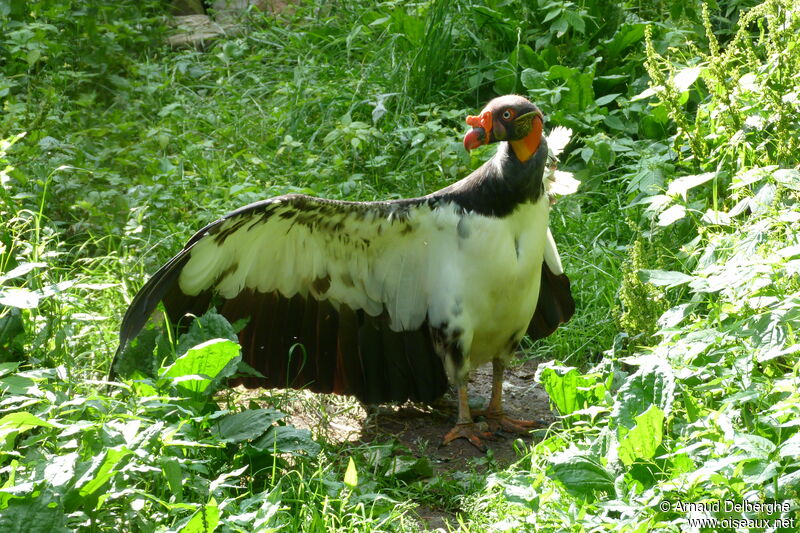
[659,498,796,529]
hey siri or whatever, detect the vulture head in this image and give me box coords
[463,95,544,161]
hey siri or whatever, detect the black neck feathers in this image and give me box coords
[432,137,549,218]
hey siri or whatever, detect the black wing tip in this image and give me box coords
[110,251,193,379]
[527,264,575,341]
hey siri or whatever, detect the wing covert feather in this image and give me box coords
[178,194,451,332]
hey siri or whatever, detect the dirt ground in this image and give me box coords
[362,358,554,463]
[232,357,555,531]
[273,357,555,457]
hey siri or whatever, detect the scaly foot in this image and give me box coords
[472,410,544,434]
[441,422,497,452]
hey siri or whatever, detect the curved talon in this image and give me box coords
[472,411,544,434]
[441,422,496,452]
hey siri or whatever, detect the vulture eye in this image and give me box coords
[502,109,514,120]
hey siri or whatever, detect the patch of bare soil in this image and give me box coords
[230,358,554,531]
[362,359,554,466]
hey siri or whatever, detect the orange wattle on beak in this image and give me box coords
[463,110,492,151]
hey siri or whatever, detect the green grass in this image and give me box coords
[2,0,799,531]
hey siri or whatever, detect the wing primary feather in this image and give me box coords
[299,295,323,390]
[357,315,387,404]
[378,324,413,402]
[316,299,339,393]
[110,251,192,379]
[336,305,363,399]
[405,325,450,403]
[527,263,575,341]
[285,294,308,388]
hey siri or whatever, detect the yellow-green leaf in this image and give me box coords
[344,457,358,488]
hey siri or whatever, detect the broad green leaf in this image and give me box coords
[657,303,695,329]
[37,281,74,299]
[602,113,627,132]
[0,482,35,497]
[209,465,249,494]
[0,263,46,284]
[742,460,779,485]
[701,209,731,225]
[514,44,538,69]
[112,326,167,380]
[624,152,672,194]
[520,68,547,90]
[604,23,645,60]
[0,411,54,431]
[730,166,775,189]
[637,269,693,288]
[779,433,800,458]
[595,93,621,107]
[733,433,776,459]
[0,374,39,396]
[254,486,282,528]
[618,405,665,465]
[364,443,394,468]
[753,317,787,362]
[535,363,607,416]
[0,306,24,360]
[43,453,79,488]
[75,446,132,504]
[212,408,285,443]
[344,457,358,488]
[666,172,715,198]
[542,6,562,24]
[548,65,594,111]
[385,455,433,482]
[0,412,55,448]
[160,339,241,398]
[773,168,800,191]
[0,288,40,309]
[175,310,239,357]
[631,85,660,101]
[583,137,616,168]
[162,459,184,501]
[252,425,321,456]
[551,17,568,37]
[657,204,686,226]
[0,491,69,533]
[611,361,675,430]
[180,498,219,533]
[562,10,585,34]
[767,470,800,499]
[548,450,615,495]
[0,362,21,378]
[672,66,703,92]
[496,479,538,505]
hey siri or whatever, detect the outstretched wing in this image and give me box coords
[115,194,463,403]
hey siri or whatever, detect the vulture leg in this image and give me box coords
[473,359,541,434]
[441,385,495,452]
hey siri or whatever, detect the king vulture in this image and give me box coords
[113,95,575,450]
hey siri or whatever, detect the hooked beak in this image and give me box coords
[463,109,493,151]
[463,127,486,151]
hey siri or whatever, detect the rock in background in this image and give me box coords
[168,0,289,49]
